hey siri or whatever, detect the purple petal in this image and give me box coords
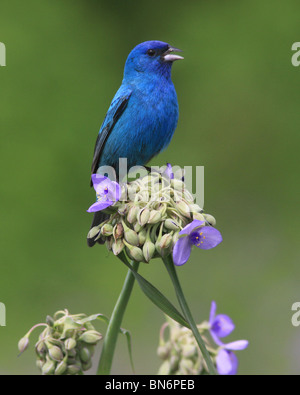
[224,340,249,351]
[92,175,121,203]
[172,236,193,266]
[211,314,235,338]
[108,181,121,202]
[91,174,108,190]
[194,226,222,250]
[87,200,113,213]
[179,220,204,236]
[209,301,217,325]
[164,163,174,180]
[216,350,238,375]
[210,331,224,347]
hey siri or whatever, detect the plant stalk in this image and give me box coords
[97,260,139,375]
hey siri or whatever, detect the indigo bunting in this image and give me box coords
[88,41,183,247]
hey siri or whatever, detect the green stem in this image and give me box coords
[97,260,139,375]
[163,255,217,375]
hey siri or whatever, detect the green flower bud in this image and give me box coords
[175,201,191,218]
[84,344,96,358]
[203,213,216,226]
[79,347,91,363]
[134,222,142,233]
[42,358,56,375]
[164,218,180,231]
[78,330,102,344]
[189,204,202,214]
[128,246,145,262]
[117,203,128,216]
[112,239,124,256]
[138,227,147,245]
[127,205,139,224]
[122,221,139,246]
[36,341,47,357]
[47,337,63,347]
[48,345,64,362]
[156,234,173,257]
[100,223,113,237]
[54,360,67,375]
[82,359,92,372]
[148,210,162,224]
[157,344,170,360]
[64,338,77,351]
[113,223,124,240]
[143,240,156,263]
[87,226,101,240]
[193,212,206,222]
[66,363,82,375]
[138,207,150,226]
[18,336,30,355]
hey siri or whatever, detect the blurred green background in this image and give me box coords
[0,0,299,375]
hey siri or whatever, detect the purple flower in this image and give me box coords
[164,163,174,180]
[216,341,249,375]
[87,174,121,213]
[209,301,235,345]
[209,301,249,375]
[172,220,222,266]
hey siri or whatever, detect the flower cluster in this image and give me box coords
[209,301,249,375]
[157,302,248,375]
[87,166,222,265]
[18,310,103,375]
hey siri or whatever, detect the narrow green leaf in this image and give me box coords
[119,328,135,373]
[94,314,134,372]
[82,314,109,325]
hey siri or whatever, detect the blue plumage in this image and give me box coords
[88,40,183,246]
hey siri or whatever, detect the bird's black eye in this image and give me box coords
[147,49,156,57]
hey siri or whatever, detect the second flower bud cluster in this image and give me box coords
[18,310,103,375]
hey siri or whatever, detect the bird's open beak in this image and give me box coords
[162,46,184,62]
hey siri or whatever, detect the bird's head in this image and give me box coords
[124,40,183,80]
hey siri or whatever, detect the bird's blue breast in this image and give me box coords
[98,75,178,173]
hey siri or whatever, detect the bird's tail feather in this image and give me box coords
[87,211,109,247]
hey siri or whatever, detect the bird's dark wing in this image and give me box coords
[90,89,132,184]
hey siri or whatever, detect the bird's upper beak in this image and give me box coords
[162,46,184,62]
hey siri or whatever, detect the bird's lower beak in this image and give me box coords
[162,46,184,62]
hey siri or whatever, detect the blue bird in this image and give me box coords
[88,40,183,247]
